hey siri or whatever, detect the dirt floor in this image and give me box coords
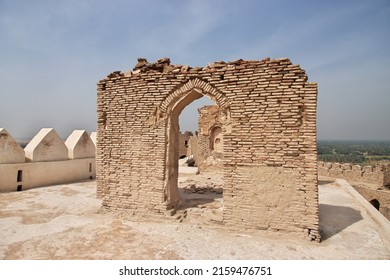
[0,172,389,260]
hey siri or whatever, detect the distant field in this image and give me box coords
[318,140,390,165]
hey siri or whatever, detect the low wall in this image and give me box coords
[352,184,390,220]
[318,161,390,186]
[318,161,390,221]
[0,128,96,192]
[0,158,96,192]
[335,179,390,247]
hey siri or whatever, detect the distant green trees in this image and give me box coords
[317,141,390,164]
[318,153,365,163]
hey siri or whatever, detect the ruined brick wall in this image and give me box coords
[382,164,390,186]
[197,105,224,170]
[178,131,192,158]
[97,57,320,241]
[186,135,198,163]
[318,161,390,186]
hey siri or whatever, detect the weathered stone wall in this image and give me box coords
[97,57,319,241]
[178,131,192,158]
[318,161,390,186]
[186,134,198,161]
[197,105,224,170]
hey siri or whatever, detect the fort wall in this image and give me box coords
[0,128,96,192]
[352,185,390,220]
[186,134,198,164]
[318,161,390,187]
[318,160,390,220]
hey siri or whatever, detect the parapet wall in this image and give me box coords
[0,128,96,192]
[318,161,390,186]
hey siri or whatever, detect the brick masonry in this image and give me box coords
[197,105,224,170]
[318,161,390,187]
[178,131,192,158]
[96,57,320,241]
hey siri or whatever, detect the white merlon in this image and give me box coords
[65,130,95,159]
[90,132,97,147]
[0,127,96,192]
[0,128,25,164]
[24,128,68,162]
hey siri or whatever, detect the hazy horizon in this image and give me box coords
[1,0,389,141]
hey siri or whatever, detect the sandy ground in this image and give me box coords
[0,172,389,260]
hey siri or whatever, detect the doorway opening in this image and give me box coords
[164,89,225,223]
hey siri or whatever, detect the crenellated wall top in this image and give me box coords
[0,128,96,164]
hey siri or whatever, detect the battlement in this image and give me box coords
[0,128,96,192]
[318,161,390,186]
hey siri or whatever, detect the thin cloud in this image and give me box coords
[0,0,389,140]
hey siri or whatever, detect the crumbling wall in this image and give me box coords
[318,161,390,186]
[351,185,390,220]
[178,131,192,158]
[97,57,320,241]
[186,134,198,163]
[197,105,224,170]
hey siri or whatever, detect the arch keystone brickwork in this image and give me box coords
[97,57,320,241]
[159,78,230,115]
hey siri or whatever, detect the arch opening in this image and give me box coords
[160,80,229,212]
[369,199,380,211]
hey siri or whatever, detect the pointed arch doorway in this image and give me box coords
[158,79,230,210]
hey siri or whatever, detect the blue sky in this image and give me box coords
[0,0,389,140]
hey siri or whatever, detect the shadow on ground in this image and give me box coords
[178,188,223,209]
[319,204,363,241]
